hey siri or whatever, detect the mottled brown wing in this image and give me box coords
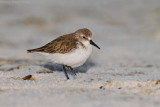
[27,33,78,54]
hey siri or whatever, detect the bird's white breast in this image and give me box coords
[40,44,92,68]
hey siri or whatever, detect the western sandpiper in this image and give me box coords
[27,28,100,79]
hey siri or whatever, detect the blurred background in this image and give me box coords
[0,0,160,66]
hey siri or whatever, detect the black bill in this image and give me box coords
[90,40,100,49]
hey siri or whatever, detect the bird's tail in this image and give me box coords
[27,47,45,53]
[27,49,35,53]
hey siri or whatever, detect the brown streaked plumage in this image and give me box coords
[27,28,92,54]
[28,33,78,54]
[79,41,86,49]
[75,28,92,38]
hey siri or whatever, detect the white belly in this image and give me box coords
[40,45,92,68]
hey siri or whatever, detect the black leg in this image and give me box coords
[67,66,76,76]
[63,65,69,80]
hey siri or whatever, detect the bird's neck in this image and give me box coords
[79,41,90,49]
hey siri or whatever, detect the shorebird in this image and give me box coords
[27,28,100,79]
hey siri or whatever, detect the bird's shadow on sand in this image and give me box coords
[39,59,96,74]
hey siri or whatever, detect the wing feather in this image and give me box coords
[27,33,78,54]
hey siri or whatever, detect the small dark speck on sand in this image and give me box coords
[22,75,32,80]
[118,87,122,89]
[99,86,105,90]
[146,65,153,68]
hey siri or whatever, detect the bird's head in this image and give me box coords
[75,28,100,49]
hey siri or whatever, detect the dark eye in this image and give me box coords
[83,36,86,39]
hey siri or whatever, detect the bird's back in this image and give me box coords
[27,33,78,54]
